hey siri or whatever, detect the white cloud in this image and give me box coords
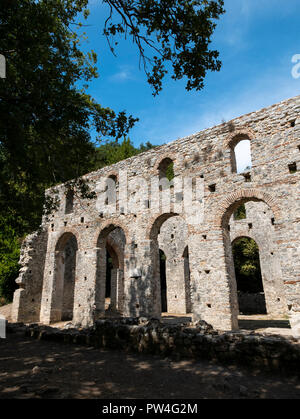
[109,66,135,83]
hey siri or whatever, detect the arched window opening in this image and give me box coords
[159,249,168,313]
[231,138,252,174]
[232,237,267,315]
[96,225,126,316]
[53,233,78,322]
[105,174,118,211]
[65,189,74,214]
[158,158,174,182]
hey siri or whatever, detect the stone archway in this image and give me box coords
[221,194,287,328]
[148,213,190,315]
[52,232,78,322]
[95,225,126,317]
[231,236,267,315]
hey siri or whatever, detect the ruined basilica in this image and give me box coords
[12,95,300,332]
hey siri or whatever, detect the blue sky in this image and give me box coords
[79,0,300,147]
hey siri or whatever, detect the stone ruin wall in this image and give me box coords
[12,95,300,332]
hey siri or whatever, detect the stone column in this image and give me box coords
[123,240,160,319]
[189,229,239,331]
[165,257,187,314]
[116,268,124,312]
[72,248,102,327]
[276,221,300,334]
[40,250,58,324]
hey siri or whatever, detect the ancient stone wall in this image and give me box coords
[12,95,300,331]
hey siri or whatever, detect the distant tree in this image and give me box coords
[92,138,158,169]
[0,0,137,235]
[0,216,20,302]
[0,0,225,300]
[232,237,263,294]
[234,204,246,220]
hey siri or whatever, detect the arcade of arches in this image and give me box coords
[11,95,300,332]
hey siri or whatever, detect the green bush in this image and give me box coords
[0,216,20,302]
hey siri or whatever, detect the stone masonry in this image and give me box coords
[12,95,300,332]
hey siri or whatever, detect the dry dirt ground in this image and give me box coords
[1,329,300,399]
[1,304,300,399]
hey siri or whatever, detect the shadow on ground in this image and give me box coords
[1,330,300,399]
[238,319,291,331]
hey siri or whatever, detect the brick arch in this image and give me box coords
[106,235,125,270]
[153,152,178,173]
[215,189,282,228]
[224,128,256,148]
[55,230,79,251]
[231,233,263,251]
[94,219,130,248]
[105,170,119,182]
[146,212,181,240]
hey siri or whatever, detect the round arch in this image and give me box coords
[153,152,178,173]
[94,220,129,248]
[215,189,281,228]
[224,128,256,149]
[146,212,180,240]
[55,231,78,252]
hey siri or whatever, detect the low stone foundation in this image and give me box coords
[8,318,300,375]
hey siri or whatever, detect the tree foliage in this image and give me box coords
[0,216,20,303]
[0,0,225,301]
[232,237,263,294]
[103,0,225,95]
[0,0,137,235]
[93,138,157,169]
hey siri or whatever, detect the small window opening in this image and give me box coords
[243,172,251,183]
[288,162,297,174]
[209,184,216,192]
[291,120,296,128]
[65,190,74,214]
[234,204,246,220]
[232,139,252,174]
[158,158,174,181]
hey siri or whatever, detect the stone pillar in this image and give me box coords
[12,229,48,323]
[40,250,57,324]
[276,221,300,334]
[72,248,102,327]
[123,240,160,319]
[165,257,187,314]
[189,229,239,331]
[116,268,124,312]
